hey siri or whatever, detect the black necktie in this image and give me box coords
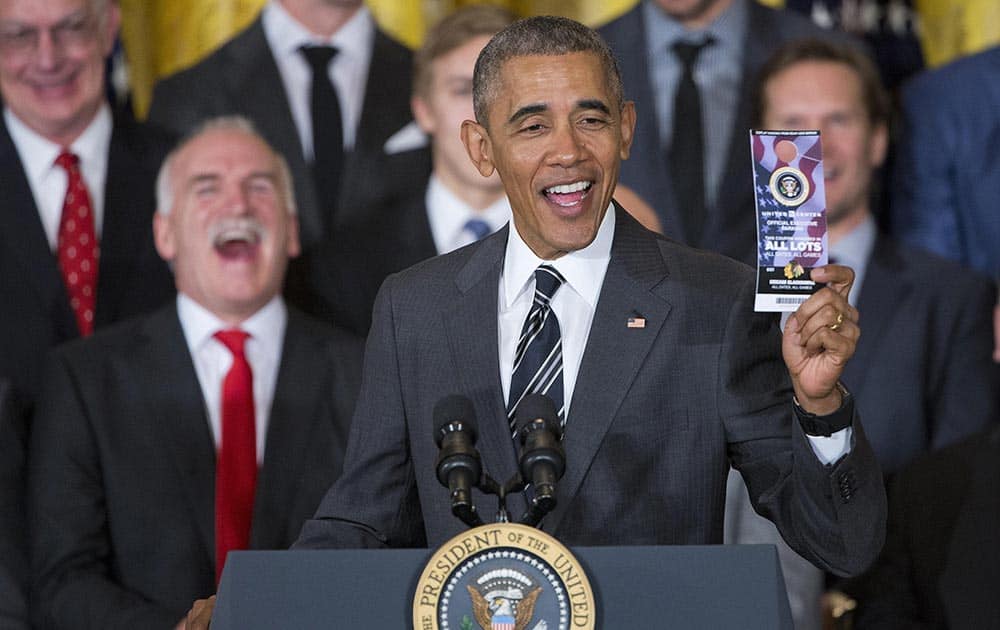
[301,45,344,234]
[507,266,566,436]
[669,38,713,246]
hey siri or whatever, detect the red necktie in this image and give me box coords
[213,329,257,584]
[55,151,99,336]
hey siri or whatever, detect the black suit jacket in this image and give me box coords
[0,381,29,630]
[289,183,438,335]
[599,1,841,264]
[848,426,1000,629]
[297,207,886,578]
[148,16,431,247]
[842,235,999,475]
[0,110,176,404]
[28,305,363,629]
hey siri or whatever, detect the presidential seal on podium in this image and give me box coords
[413,523,595,630]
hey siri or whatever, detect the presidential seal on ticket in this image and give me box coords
[749,130,829,312]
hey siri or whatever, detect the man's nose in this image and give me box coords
[221,184,253,215]
[548,123,585,167]
[34,30,62,69]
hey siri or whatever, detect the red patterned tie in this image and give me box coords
[213,329,257,584]
[55,151,99,336]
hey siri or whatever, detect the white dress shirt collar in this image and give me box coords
[829,214,877,309]
[176,292,287,362]
[176,292,288,461]
[502,203,615,311]
[426,174,511,255]
[4,103,112,247]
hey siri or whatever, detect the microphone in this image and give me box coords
[433,395,483,528]
[515,394,566,525]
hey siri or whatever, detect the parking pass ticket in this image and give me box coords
[750,130,828,312]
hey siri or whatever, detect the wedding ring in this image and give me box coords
[828,311,844,332]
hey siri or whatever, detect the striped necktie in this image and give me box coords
[507,265,566,436]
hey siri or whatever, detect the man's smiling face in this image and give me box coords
[462,51,635,259]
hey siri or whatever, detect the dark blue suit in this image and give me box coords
[890,45,1000,283]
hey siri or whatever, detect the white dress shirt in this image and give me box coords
[498,205,615,420]
[177,294,287,463]
[4,104,111,249]
[262,0,373,158]
[829,214,877,310]
[426,175,511,255]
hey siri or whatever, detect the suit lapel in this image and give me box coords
[354,30,414,157]
[842,236,909,394]
[0,119,77,338]
[548,208,672,534]
[94,116,148,327]
[612,7,684,242]
[709,1,767,253]
[402,195,438,261]
[250,312,328,548]
[135,307,217,565]
[228,20,322,244]
[444,228,528,517]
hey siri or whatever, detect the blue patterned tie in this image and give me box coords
[464,218,492,241]
[507,265,566,436]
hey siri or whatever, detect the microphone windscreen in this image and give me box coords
[433,394,478,445]
[514,394,561,438]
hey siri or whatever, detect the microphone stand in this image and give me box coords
[472,473,556,527]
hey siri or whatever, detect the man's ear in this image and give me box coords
[152,212,175,263]
[869,121,889,169]
[285,213,301,259]
[411,94,435,135]
[101,1,123,58]
[461,120,496,178]
[619,100,636,161]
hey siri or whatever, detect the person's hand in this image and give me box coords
[185,595,215,630]
[782,264,859,415]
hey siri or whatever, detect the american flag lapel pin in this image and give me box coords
[627,314,646,329]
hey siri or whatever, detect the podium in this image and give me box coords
[212,545,793,628]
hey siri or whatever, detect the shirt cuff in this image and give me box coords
[805,427,853,465]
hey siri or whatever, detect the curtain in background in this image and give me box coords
[119,0,265,118]
[912,0,1000,68]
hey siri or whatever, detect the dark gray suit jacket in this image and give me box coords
[148,16,431,247]
[843,235,999,475]
[0,110,176,405]
[296,207,886,577]
[599,1,840,264]
[28,305,363,629]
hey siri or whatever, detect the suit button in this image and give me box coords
[837,470,856,503]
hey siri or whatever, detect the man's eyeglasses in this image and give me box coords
[0,11,98,59]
